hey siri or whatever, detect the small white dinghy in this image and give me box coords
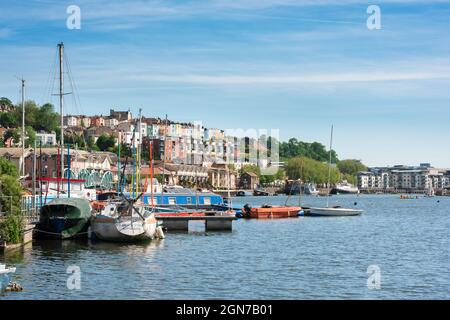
[308,207,363,217]
[1,264,16,292]
[91,198,160,242]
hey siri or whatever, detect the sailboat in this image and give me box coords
[309,126,363,217]
[34,43,97,239]
[90,195,160,242]
[90,114,164,242]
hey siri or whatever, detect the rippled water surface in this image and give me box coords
[2,195,449,299]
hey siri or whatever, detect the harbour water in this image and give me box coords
[1,194,449,300]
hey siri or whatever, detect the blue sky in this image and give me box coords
[1,0,450,167]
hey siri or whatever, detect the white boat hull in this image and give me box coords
[308,207,363,216]
[91,215,157,242]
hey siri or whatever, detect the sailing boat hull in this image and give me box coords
[91,215,157,242]
[308,207,363,216]
[34,198,92,239]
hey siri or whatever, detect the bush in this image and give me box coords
[0,213,23,244]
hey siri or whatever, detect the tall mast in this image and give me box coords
[58,42,64,179]
[326,125,334,208]
[138,108,143,193]
[162,114,167,187]
[21,78,25,176]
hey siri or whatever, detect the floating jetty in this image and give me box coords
[155,213,237,231]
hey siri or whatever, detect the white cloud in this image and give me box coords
[129,71,450,85]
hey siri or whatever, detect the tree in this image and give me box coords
[239,164,261,177]
[285,156,340,184]
[0,174,22,212]
[279,139,338,163]
[337,159,367,176]
[10,100,59,133]
[96,134,116,151]
[3,128,20,145]
[0,112,18,128]
[0,175,23,243]
[12,100,38,127]
[0,158,19,177]
[35,103,59,132]
[0,158,23,243]
[65,134,86,149]
[25,126,36,147]
[0,97,13,107]
[260,168,285,185]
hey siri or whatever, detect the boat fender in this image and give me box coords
[155,226,165,239]
[298,210,305,217]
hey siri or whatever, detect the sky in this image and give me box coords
[1,0,450,167]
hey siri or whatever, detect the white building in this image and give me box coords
[64,115,78,127]
[358,165,449,191]
[104,117,119,128]
[36,131,57,146]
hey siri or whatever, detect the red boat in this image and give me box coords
[242,205,302,219]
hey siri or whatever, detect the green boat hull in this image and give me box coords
[34,198,92,240]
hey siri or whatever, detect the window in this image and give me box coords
[168,197,176,205]
[204,197,211,205]
[187,197,192,205]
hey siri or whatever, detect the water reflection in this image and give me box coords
[2,195,450,299]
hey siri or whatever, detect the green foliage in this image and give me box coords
[86,136,97,151]
[2,126,36,147]
[337,159,367,176]
[0,174,23,212]
[0,159,23,244]
[1,100,59,136]
[0,97,13,107]
[3,128,20,144]
[0,213,23,244]
[25,126,36,147]
[342,173,357,185]
[96,134,116,151]
[0,112,17,128]
[65,134,86,149]
[239,164,261,177]
[35,103,59,133]
[0,158,19,177]
[279,138,338,163]
[286,156,340,184]
[260,168,285,185]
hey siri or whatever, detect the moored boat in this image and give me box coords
[91,198,161,242]
[330,181,360,195]
[241,204,302,219]
[308,207,363,216]
[308,126,364,217]
[304,183,319,196]
[34,198,92,239]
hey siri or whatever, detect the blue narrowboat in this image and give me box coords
[125,187,226,210]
